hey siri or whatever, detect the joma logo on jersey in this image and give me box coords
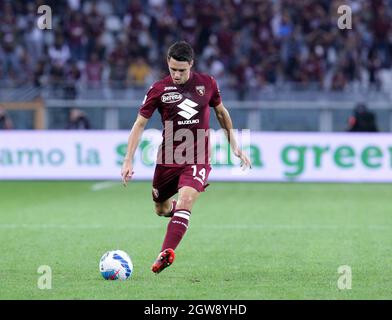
[164,86,177,91]
[161,92,183,103]
[177,99,199,121]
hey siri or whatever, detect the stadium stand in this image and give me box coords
[0,0,391,130]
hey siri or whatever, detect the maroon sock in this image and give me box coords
[161,209,190,251]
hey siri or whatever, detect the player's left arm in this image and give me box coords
[213,103,252,169]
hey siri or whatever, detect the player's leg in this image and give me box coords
[151,186,199,274]
[154,199,177,217]
[152,164,211,273]
[151,164,180,217]
[176,186,200,211]
[160,186,199,249]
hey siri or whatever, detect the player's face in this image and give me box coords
[167,57,193,85]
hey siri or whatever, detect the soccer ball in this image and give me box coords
[99,250,133,280]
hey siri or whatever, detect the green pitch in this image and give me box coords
[0,181,391,300]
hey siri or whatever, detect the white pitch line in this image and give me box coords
[90,181,120,191]
[0,224,390,230]
[0,224,160,229]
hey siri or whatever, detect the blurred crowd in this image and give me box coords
[1,0,392,99]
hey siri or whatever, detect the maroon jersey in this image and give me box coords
[139,72,221,166]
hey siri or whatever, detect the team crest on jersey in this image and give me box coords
[195,85,205,96]
[161,92,183,103]
[152,188,159,199]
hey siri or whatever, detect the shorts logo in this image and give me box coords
[193,176,204,185]
[161,92,183,103]
[152,188,159,199]
[196,85,205,96]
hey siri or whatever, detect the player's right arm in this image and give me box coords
[121,114,149,186]
[121,83,160,186]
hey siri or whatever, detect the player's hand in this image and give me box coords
[121,160,134,187]
[234,148,252,170]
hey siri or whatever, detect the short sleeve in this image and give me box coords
[209,76,222,108]
[139,85,160,119]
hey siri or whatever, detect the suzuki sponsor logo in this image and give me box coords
[177,98,199,120]
[178,119,200,125]
[161,92,183,103]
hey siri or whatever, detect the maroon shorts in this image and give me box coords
[152,163,212,203]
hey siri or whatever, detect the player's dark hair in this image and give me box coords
[167,41,194,63]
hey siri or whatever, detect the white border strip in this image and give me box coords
[173,211,190,220]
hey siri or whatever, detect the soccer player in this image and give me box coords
[121,41,251,274]
[0,107,13,130]
[347,103,379,132]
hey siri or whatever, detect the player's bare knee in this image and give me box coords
[154,203,170,216]
[177,196,194,211]
[154,204,164,216]
[155,210,165,216]
[155,209,167,216]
